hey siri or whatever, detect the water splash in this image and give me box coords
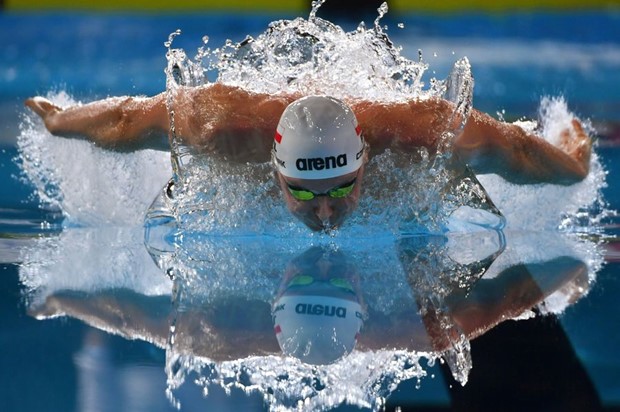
[165,5,428,101]
[156,5,609,238]
[478,97,609,233]
[309,0,327,21]
[165,351,428,412]
[159,8,507,236]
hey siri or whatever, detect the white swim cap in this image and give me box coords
[273,95,365,179]
[272,294,363,365]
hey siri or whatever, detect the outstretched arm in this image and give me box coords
[455,110,591,185]
[26,86,592,183]
[25,84,294,161]
[352,98,592,186]
[25,94,170,151]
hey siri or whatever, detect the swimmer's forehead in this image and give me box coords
[280,169,358,187]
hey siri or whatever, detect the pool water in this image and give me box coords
[1,8,620,412]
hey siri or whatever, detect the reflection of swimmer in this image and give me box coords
[272,247,365,365]
[26,81,591,231]
[30,238,591,366]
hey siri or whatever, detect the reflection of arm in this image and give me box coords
[30,289,172,347]
[357,257,588,353]
[444,256,589,343]
[30,289,279,360]
[357,308,434,352]
[173,298,279,361]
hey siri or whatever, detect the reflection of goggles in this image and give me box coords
[287,274,355,294]
[287,178,356,201]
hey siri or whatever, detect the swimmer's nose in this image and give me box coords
[315,197,334,223]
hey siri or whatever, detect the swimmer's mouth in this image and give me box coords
[305,218,339,232]
[294,211,346,232]
[320,219,336,232]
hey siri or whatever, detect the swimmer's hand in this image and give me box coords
[25,96,63,125]
[558,119,592,177]
[24,96,92,143]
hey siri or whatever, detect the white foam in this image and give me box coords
[19,226,171,310]
[166,350,430,412]
[17,91,170,227]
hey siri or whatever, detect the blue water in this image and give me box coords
[1,9,620,412]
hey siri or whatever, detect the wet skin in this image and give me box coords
[276,168,363,231]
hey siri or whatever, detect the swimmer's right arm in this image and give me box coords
[25,94,171,151]
[25,84,294,160]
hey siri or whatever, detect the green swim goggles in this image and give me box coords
[286,178,356,201]
[287,274,355,293]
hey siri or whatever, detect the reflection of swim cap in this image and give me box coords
[272,294,363,365]
[273,95,365,179]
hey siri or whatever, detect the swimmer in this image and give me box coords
[25,84,592,230]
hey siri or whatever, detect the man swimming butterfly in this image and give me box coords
[25,84,591,230]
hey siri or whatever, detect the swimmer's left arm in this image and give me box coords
[455,110,592,185]
[446,256,588,342]
[326,98,592,185]
[350,98,452,156]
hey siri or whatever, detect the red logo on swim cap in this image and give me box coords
[355,125,362,136]
[275,131,283,144]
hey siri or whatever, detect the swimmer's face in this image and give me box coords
[277,168,363,231]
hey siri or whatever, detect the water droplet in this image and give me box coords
[309,0,326,20]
